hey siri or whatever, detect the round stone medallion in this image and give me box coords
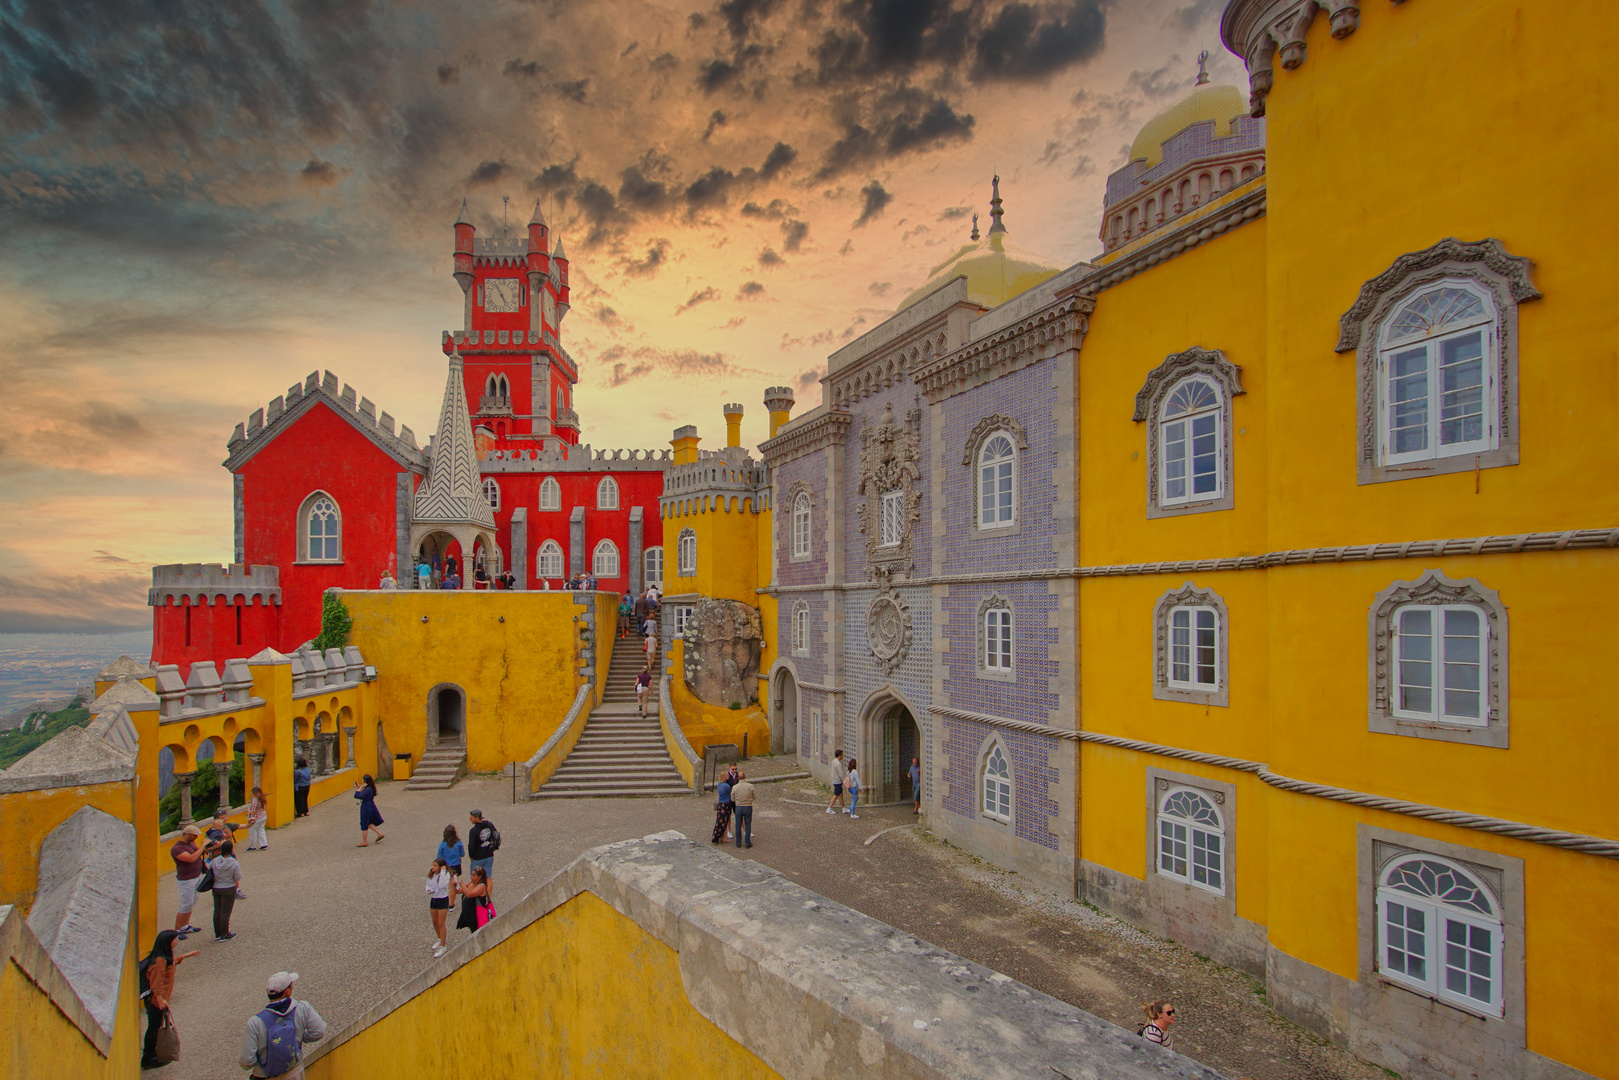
[866,594,909,668]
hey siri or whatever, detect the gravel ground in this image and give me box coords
[155,765,1385,1080]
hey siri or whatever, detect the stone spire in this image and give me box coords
[529,199,545,225]
[413,351,495,529]
[970,212,980,241]
[1196,49,1211,86]
[454,198,471,226]
[553,235,568,262]
[987,175,1006,236]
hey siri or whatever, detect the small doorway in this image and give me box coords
[774,669,799,757]
[427,684,465,748]
[877,703,920,804]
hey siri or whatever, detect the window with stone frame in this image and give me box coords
[597,476,620,510]
[1152,582,1229,707]
[643,546,663,586]
[677,529,697,575]
[537,540,564,579]
[539,476,561,511]
[592,539,620,578]
[1336,238,1540,486]
[482,478,501,510]
[1376,852,1504,1018]
[879,490,903,547]
[1134,349,1243,519]
[673,605,694,636]
[977,433,1017,529]
[299,491,342,563]
[1157,786,1226,895]
[1369,570,1508,748]
[791,491,812,560]
[975,594,1015,680]
[792,602,810,655]
[981,741,1012,823]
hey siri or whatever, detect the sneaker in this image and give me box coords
[184,925,204,935]
[841,808,850,814]
[215,933,236,942]
[825,807,834,814]
[849,814,860,819]
[432,945,446,958]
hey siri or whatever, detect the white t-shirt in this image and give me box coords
[847,768,862,792]
[425,870,452,900]
[832,759,847,783]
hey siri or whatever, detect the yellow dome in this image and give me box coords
[1128,83,1247,168]
[897,231,1062,313]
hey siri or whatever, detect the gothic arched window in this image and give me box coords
[299,492,341,563]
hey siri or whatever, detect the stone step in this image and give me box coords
[536,779,690,795]
[532,787,689,799]
[550,767,684,782]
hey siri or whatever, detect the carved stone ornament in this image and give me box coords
[1221,1,1363,117]
[865,585,913,674]
[961,415,1028,467]
[1334,238,1540,353]
[1132,347,1245,422]
[1368,569,1508,739]
[855,402,923,579]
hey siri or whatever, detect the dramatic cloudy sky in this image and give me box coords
[0,0,1243,631]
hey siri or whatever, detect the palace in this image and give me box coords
[5,3,1614,1079]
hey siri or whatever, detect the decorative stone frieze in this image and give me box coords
[828,325,950,410]
[916,298,1090,402]
[1069,187,1266,300]
[854,405,923,579]
[1221,0,1365,116]
[1132,347,1246,422]
[759,410,851,469]
[961,414,1028,467]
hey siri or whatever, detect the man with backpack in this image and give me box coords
[239,972,326,1078]
[467,809,500,895]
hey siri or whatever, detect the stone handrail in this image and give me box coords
[657,673,700,794]
[520,682,593,796]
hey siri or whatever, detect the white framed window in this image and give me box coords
[1156,786,1225,894]
[791,492,811,559]
[792,603,810,654]
[597,476,620,510]
[977,433,1017,529]
[1159,378,1223,507]
[592,539,620,578]
[1391,604,1486,727]
[299,492,341,563]
[879,490,903,547]
[539,476,561,511]
[482,478,501,510]
[1167,605,1219,691]
[984,608,1012,671]
[677,529,696,575]
[1377,856,1503,1017]
[537,540,564,579]
[673,605,693,636]
[1370,571,1507,747]
[1378,282,1496,469]
[643,546,663,586]
[981,743,1011,823]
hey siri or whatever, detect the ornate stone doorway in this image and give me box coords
[773,668,799,757]
[857,690,921,804]
[427,683,465,749]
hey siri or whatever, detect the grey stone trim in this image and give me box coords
[675,526,697,577]
[928,705,1619,860]
[973,593,1016,682]
[233,473,245,564]
[960,413,1027,466]
[761,527,1619,594]
[1337,238,1539,486]
[395,472,413,585]
[294,488,343,564]
[854,404,924,579]
[796,681,846,694]
[1152,582,1230,707]
[0,901,118,1055]
[225,369,426,473]
[511,508,529,590]
[520,681,592,794]
[915,297,1091,402]
[149,563,282,608]
[1220,1,1362,117]
[657,675,701,794]
[790,600,811,656]
[569,506,585,580]
[481,446,671,474]
[784,481,814,562]
[1368,569,1509,748]
[1069,186,1266,297]
[1134,348,1244,518]
[758,410,851,469]
[627,506,644,595]
[864,585,914,674]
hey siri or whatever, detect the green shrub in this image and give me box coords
[158,753,247,835]
[311,591,353,653]
[0,701,91,770]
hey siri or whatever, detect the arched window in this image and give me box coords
[981,743,1011,823]
[977,595,1013,678]
[643,546,663,587]
[1160,378,1222,507]
[1157,786,1225,894]
[792,602,810,654]
[299,492,341,562]
[1153,582,1229,707]
[597,476,619,510]
[677,529,697,575]
[592,539,620,578]
[977,434,1016,529]
[1377,856,1502,1015]
[1378,283,1497,467]
[482,478,500,510]
[537,540,564,579]
[539,476,561,511]
[791,492,812,559]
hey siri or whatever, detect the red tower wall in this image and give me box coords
[481,468,665,589]
[152,594,282,671]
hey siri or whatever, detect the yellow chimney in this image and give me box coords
[763,386,795,438]
[671,424,701,464]
[723,403,743,448]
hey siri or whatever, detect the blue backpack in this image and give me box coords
[256,1004,302,1077]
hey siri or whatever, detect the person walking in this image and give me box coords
[240,972,327,1079]
[467,810,500,892]
[139,930,198,1069]
[731,771,756,849]
[455,865,493,936]
[246,787,269,850]
[710,772,734,844]
[909,757,922,815]
[635,665,652,716]
[633,592,650,634]
[846,758,862,819]
[826,749,847,814]
[618,593,633,637]
[1138,1002,1176,1048]
[353,775,385,846]
[170,825,206,936]
[292,758,311,818]
[209,840,243,941]
[437,825,464,878]
[425,859,453,958]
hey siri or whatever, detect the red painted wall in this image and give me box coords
[480,469,665,590]
[152,595,282,672]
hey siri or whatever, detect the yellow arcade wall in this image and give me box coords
[305,890,780,1080]
[341,590,588,774]
[667,638,771,762]
[0,913,142,1080]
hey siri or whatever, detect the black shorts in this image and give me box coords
[833,783,844,795]
[430,897,450,910]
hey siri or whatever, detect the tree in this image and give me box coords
[311,590,353,653]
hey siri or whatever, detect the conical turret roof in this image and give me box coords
[413,352,495,529]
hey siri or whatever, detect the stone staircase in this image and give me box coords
[406,745,468,791]
[536,648,691,799]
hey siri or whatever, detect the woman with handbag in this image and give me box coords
[140,930,198,1069]
[455,865,493,935]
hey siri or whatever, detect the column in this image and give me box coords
[176,772,197,827]
[511,507,529,590]
[247,753,265,793]
[343,726,357,769]
[628,506,644,596]
[324,732,341,774]
[215,760,234,810]
[569,506,585,580]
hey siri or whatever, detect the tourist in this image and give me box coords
[426,858,453,958]
[499,569,515,590]
[379,570,397,589]
[139,930,198,1069]
[354,775,385,846]
[710,771,734,844]
[170,825,205,935]
[732,770,756,849]
[633,591,650,632]
[910,757,922,815]
[240,972,327,1079]
[635,665,652,716]
[209,839,243,941]
[446,556,458,581]
[293,758,311,818]
[1139,1002,1176,1048]
[467,810,500,892]
[455,865,493,935]
[618,593,633,636]
[438,824,465,877]
[473,564,489,589]
[846,758,862,819]
[439,573,456,590]
[642,626,658,666]
[416,558,431,590]
[246,787,268,850]
[204,807,239,856]
[826,749,847,815]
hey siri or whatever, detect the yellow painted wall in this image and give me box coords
[665,492,764,606]
[342,590,587,774]
[0,780,135,912]
[0,915,141,1080]
[667,639,770,762]
[305,890,781,1080]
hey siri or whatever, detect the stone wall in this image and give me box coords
[681,597,762,708]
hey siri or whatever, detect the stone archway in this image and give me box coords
[426,682,466,749]
[856,688,922,805]
[772,667,799,757]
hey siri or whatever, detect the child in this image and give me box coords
[245,787,268,851]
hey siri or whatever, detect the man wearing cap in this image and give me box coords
[170,825,206,936]
[241,972,326,1078]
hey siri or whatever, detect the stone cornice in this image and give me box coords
[914,296,1092,402]
[1065,185,1266,300]
[225,370,428,474]
[1221,0,1366,117]
[759,411,852,469]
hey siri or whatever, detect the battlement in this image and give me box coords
[479,443,674,474]
[149,563,282,607]
[440,329,577,373]
[225,369,424,469]
[661,450,768,501]
[472,237,528,256]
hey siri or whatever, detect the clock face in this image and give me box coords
[542,290,556,326]
[484,278,519,313]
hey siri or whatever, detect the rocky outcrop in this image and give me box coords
[680,598,762,708]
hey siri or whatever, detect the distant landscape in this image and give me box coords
[0,630,152,713]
